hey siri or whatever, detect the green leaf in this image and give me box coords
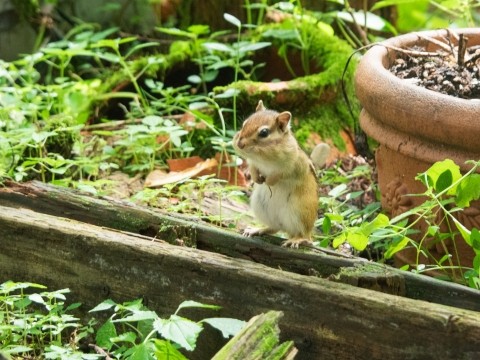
[238,42,271,53]
[154,315,203,351]
[262,29,299,40]
[332,232,347,248]
[328,184,348,198]
[156,27,195,39]
[456,174,480,208]
[153,339,188,360]
[96,319,117,350]
[435,169,453,193]
[421,159,461,195]
[28,293,45,304]
[188,75,202,84]
[346,231,369,251]
[3,345,33,354]
[371,0,419,11]
[473,254,480,272]
[214,88,240,98]
[322,216,331,234]
[202,42,232,53]
[110,331,137,344]
[176,300,221,313]
[362,213,390,236]
[471,228,480,252]
[142,115,163,128]
[113,310,158,323]
[89,299,116,312]
[32,131,56,143]
[337,10,393,32]
[129,343,153,360]
[224,13,241,28]
[201,318,245,338]
[452,216,471,246]
[384,237,410,259]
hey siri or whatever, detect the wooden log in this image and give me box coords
[212,311,297,360]
[0,205,480,360]
[1,181,480,312]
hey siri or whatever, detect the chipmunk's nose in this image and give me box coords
[237,139,245,149]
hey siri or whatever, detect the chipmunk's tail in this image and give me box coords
[310,143,331,170]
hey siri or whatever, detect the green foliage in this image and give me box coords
[327,159,480,289]
[315,161,381,250]
[0,281,92,359]
[373,0,479,31]
[90,298,246,359]
[0,281,246,359]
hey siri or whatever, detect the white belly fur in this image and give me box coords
[250,180,307,237]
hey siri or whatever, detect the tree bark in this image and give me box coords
[1,181,480,312]
[0,205,479,360]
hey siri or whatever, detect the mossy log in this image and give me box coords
[212,311,297,360]
[1,181,480,312]
[1,205,480,360]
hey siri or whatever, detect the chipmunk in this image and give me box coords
[233,100,329,247]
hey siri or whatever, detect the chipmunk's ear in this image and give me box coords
[256,100,266,112]
[276,111,291,132]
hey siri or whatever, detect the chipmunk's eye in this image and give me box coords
[258,128,270,138]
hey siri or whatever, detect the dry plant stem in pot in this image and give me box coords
[355,28,480,271]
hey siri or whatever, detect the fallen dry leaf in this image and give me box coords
[145,158,218,188]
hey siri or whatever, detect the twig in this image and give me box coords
[89,344,114,360]
[457,34,468,68]
[383,44,444,57]
[416,34,452,53]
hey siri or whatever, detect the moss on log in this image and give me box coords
[212,311,297,360]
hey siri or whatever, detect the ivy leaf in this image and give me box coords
[201,318,246,338]
[456,174,480,208]
[154,315,203,351]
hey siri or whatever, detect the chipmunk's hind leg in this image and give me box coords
[281,235,312,248]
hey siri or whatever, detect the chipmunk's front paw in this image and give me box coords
[242,227,263,237]
[242,227,275,237]
[281,238,312,248]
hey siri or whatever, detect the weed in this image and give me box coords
[0,281,246,359]
[329,159,480,289]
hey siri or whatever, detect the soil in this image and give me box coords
[389,40,480,99]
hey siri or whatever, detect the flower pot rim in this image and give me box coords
[355,28,480,158]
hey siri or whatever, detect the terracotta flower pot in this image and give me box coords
[354,28,480,271]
